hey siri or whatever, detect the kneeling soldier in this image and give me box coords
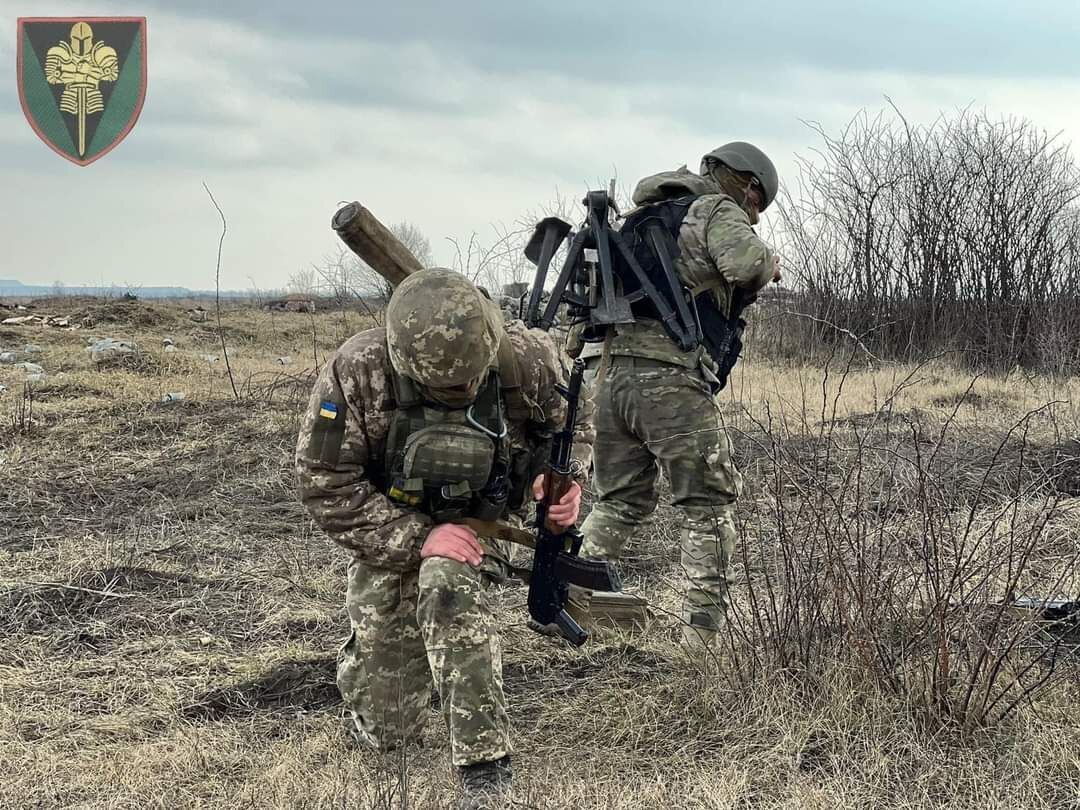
[296,268,591,808]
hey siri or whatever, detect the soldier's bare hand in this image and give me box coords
[420,523,484,567]
[771,254,782,284]
[532,474,582,527]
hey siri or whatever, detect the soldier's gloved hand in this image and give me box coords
[420,523,484,567]
[772,254,782,284]
[532,475,582,528]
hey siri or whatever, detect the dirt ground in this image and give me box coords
[2,297,1079,809]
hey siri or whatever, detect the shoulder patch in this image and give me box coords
[308,398,347,465]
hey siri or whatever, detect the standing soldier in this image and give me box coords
[577,142,781,651]
[296,268,591,809]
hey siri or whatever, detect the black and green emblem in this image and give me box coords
[17,17,147,166]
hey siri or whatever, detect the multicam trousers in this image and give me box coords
[338,552,512,766]
[579,356,743,646]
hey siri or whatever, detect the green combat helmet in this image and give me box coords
[701,141,779,210]
[385,267,501,388]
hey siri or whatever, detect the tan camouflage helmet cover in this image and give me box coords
[385,267,501,386]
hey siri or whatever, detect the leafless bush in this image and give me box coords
[777,106,1080,373]
[718,346,1080,728]
[7,383,34,436]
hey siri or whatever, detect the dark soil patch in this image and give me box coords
[1046,440,1080,496]
[931,389,1016,411]
[183,656,339,719]
[0,580,111,634]
[188,324,258,346]
[504,643,675,691]
[29,380,113,401]
[0,567,211,634]
[97,565,206,592]
[0,566,277,654]
[269,614,341,643]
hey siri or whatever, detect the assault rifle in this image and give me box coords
[527,358,621,645]
[709,286,756,391]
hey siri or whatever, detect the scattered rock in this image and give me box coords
[14,362,44,375]
[160,392,186,404]
[276,356,293,365]
[164,345,177,354]
[0,314,73,328]
[0,352,15,364]
[22,344,42,354]
[26,373,45,383]
[0,383,7,393]
[88,338,139,364]
[162,338,175,347]
[200,354,220,363]
[189,307,208,323]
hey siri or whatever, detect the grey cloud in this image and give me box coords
[136,0,1080,81]
[4,0,1079,292]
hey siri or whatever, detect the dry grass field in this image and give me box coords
[2,297,1080,809]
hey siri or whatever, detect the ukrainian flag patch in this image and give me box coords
[319,401,339,420]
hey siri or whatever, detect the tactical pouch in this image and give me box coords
[401,422,495,494]
[473,459,511,521]
[506,447,535,512]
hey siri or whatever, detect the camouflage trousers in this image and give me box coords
[579,357,742,646]
[338,551,511,767]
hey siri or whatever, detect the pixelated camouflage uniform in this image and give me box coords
[577,163,775,648]
[296,271,592,767]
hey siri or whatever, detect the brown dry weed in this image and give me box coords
[1,298,1079,809]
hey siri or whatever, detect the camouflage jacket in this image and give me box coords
[579,166,775,368]
[295,320,594,571]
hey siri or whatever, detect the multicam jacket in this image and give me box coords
[296,321,594,571]
[579,166,776,369]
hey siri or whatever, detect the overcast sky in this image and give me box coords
[3,1,1080,290]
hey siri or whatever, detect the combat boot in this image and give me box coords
[458,755,512,810]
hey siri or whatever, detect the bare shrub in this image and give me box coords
[776,106,1080,373]
[718,345,1080,728]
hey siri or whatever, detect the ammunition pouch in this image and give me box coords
[384,348,543,523]
[400,422,495,493]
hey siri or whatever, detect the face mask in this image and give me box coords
[707,162,762,224]
[419,376,483,408]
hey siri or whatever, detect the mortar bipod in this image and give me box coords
[523,216,572,328]
[524,190,701,353]
[531,190,636,331]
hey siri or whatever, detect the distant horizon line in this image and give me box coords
[0,278,276,298]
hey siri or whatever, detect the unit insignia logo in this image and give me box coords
[17,17,147,166]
